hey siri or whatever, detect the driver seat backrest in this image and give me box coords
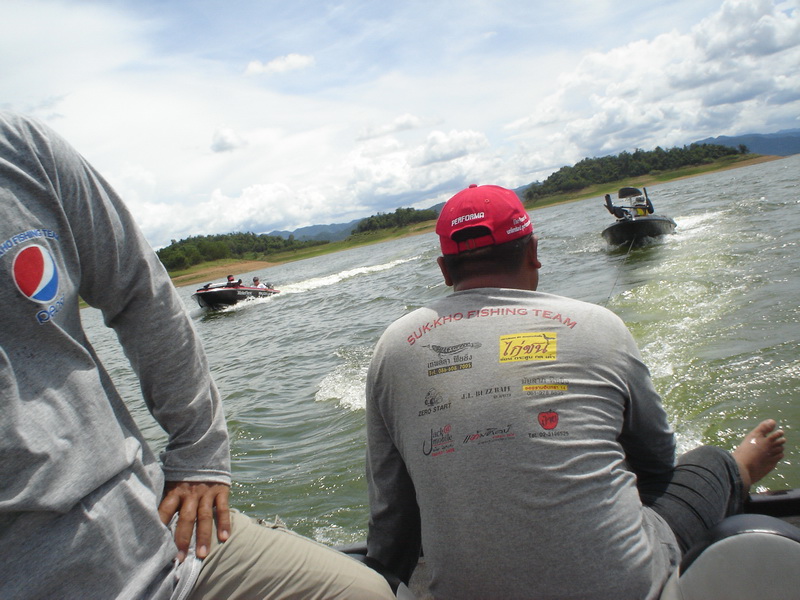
[659,514,800,600]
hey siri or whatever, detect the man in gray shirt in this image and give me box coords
[365,183,785,599]
[0,111,394,599]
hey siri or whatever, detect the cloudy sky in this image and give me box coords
[3,0,799,248]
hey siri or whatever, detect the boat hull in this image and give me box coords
[602,215,677,246]
[193,286,279,310]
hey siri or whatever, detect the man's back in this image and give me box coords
[367,288,679,599]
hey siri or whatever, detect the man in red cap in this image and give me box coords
[364,184,784,599]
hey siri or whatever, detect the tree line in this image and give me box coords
[352,206,439,234]
[156,205,437,272]
[524,143,748,201]
[156,232,327,271]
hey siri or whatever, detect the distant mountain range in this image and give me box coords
[268,129,799,242]
[693,129,800,157]
[267,219,362,243]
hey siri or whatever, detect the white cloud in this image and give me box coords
[695,0,800,58]
[245,54,316,76]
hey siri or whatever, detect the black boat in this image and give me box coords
[602,187,676,246]
[193,280,280,310]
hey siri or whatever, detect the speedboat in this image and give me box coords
[602,186,676,246]
[192,280,279,310]
[338,488,800,599]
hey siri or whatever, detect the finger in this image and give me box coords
[194,489,216,559]
[157,488,181,526]
[174,495,199,562]
[214,487,231,543]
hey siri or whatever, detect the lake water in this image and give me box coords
[82,155,800,547]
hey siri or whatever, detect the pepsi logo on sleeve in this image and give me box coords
[13,245,60,303]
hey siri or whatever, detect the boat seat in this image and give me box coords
[659,513,800,600]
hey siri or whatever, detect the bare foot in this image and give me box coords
[732,419,786,489]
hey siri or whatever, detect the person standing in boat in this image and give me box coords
[365,183,786,600]
[633,193,653,216]
[0,111,395,600]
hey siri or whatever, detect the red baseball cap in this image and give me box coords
[436,184,533,255]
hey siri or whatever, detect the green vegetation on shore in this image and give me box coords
[522,152,762,210]
[157,206,439,273]
[524,142,746,202]
[157,231,329,272]
[353,206,439,233]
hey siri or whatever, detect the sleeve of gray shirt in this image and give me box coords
[616,327,676,480]
[365,340,422,583]
[37,117,231,483]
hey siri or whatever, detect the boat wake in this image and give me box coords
[314,346,373,412]
[670,211,722,241]
[279,257,420,295]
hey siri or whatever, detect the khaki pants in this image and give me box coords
[187,510,395,600]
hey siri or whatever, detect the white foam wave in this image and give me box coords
[314,363,368,412]
[314,346,373,411]
[279,257,419,295]
[674,211,722,228]
[670,211,724,241]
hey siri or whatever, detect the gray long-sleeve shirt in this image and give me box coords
[0,112,230,599]
[366,288,680,600]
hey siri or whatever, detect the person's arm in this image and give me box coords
[33,118,232,554]
[365,353,421,583]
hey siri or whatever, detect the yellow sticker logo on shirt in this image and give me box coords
[499,332,557,362]
[523,383,568,392]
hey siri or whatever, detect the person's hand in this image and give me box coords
[158,481,231,562]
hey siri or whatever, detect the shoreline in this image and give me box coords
[170,154,786,287]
